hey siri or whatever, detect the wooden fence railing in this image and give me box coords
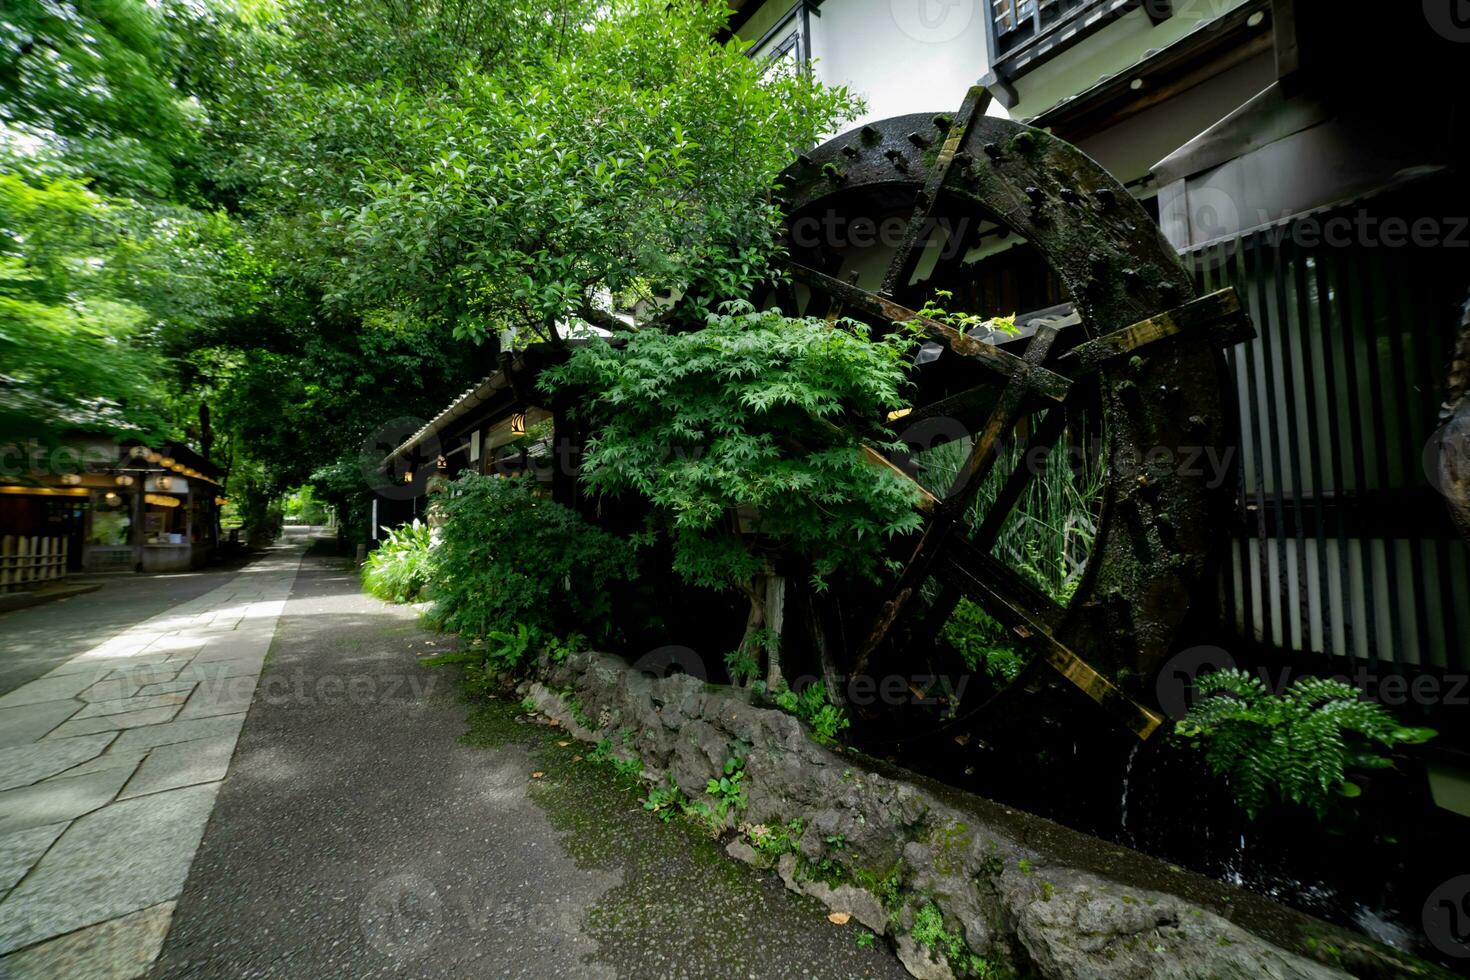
[1,536,69,592]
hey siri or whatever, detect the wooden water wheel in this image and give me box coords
[769,88,1254,741]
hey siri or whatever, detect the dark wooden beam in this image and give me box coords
[937,547,1164,740]
[1272,0,1299,80]
[850,328,1059,677]
[979,71,1019,110]
[881,85,993,298]
[1057,288,1251,372]
[789,263,1071,401]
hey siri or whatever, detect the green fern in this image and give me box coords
[1174,669,1435,819]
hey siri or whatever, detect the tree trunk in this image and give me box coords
[764,572,786,691]
[737,575,766,688]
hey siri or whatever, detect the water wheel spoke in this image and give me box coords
[936,546,1163,740]
[787,263,1071,402]
[1059,288,1251,373]
[897,384,1000,432]
[904,400,1070,650]
[880,85,994,299]
[851,328,1060,674]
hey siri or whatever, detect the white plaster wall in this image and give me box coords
[803,0,1005,128]
[1008,0,1252,118]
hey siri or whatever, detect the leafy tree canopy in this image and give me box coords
[223,0,860,345]
[544,305,925,592]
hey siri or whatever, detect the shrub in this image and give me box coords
[361,519,433,602]
[427,473,635,643]
[774,680,850,744]
[1174,669,1436,819]
[542,305,925,679]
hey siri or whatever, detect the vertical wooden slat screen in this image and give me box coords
[0,535,69,592]
[1181,221,1470,671]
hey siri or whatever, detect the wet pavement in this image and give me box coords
[151,537,908,978]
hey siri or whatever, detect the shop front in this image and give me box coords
[2,436,225,580]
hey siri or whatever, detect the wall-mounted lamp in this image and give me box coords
[156,475,173,492]
[510,412,528,435]
[59,473,82,485]
[115,475,135,487]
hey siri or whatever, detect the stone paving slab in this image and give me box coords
[0,734,114,792]
[118,736,235,801]
[0,701,83,749]
[0,783,218,953]
[0,766,137,835]
[0,900,174,980]
[74,692,191,721]
[0,825,66,894]
[0,541,305,977]
[45,706,185,740]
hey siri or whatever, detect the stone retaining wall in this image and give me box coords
[521,651,1433,980]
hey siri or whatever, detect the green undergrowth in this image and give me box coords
[772,680,850,744]
[912,902,1012,978]
[1174,668,1435,819]
[361,519,433,603]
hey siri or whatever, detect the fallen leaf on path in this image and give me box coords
[547,718,560,727]
[531,772,545,779]
[572,755,583,762]
[558,740,570,747]
[828,912,851,925]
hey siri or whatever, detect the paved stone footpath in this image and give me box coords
[0,541,305,978]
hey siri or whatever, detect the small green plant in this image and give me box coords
[519,697,538,714]
[855,929,876,950]
[942,599,1026,684]
[483,623,537,672]
[774,681,851,744]
[911,903,1004,977]
[745,818,805,858]
[911,291,1017,338]
[590,738,614,762]
[644,782,684,822]
[361,519,433,603]
[1175,669,1436,819]
[705,756,747,816]
[611,755,644,779]
[566,696,594,730]
[421,623,542,696]
[725,628,777,685]
[545,632,586,664]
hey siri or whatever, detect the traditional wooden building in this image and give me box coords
[372,347,567,540]
[1,435,225,584]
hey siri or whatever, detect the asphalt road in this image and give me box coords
[152,538,907,978]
